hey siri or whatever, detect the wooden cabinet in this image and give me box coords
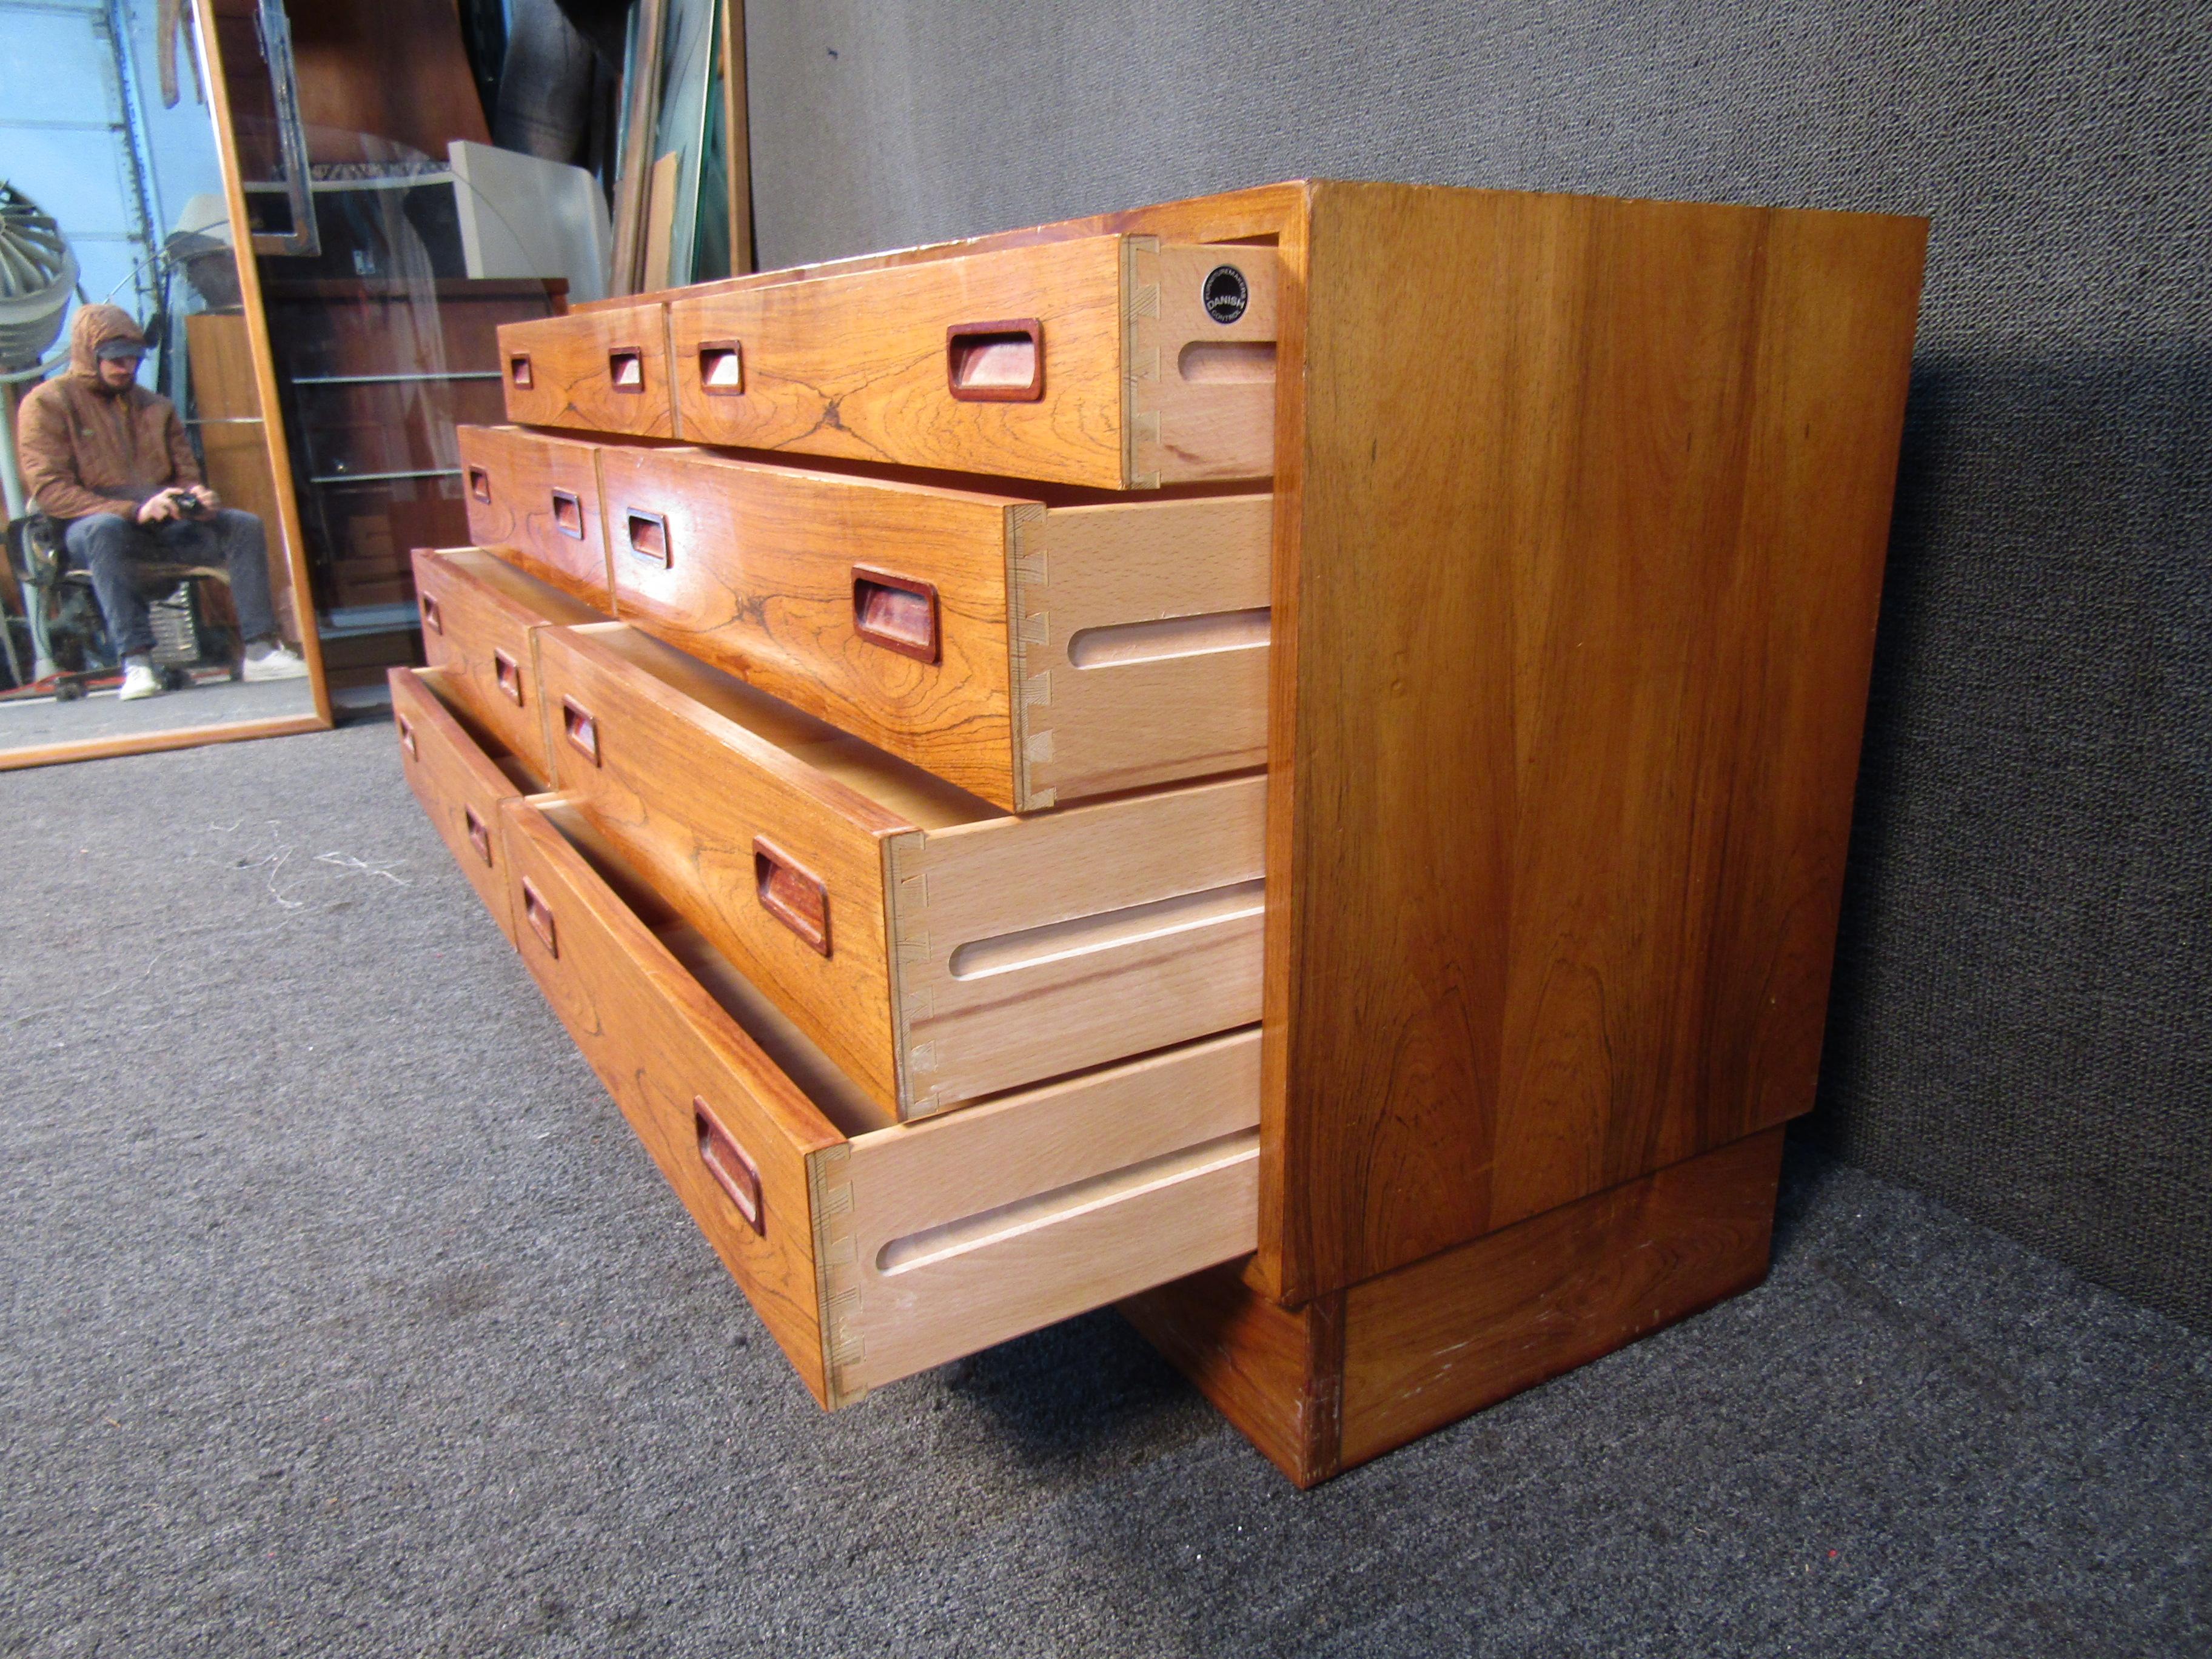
[401,180,1927,1485]
[261,278,566,618]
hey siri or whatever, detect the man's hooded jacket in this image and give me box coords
[16,305,200,522]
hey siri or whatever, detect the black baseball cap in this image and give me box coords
[95,338,145,362]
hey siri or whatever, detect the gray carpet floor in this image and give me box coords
[2,720,2207,1658]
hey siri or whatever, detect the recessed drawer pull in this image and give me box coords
[946,318,1043,401]
[419,592,442,635]
[753,836,831,956]
[697,340,743,394]
[851,568,940,663]
[551,488,585,539]
[463,805,493,866]
[561,696,600,765]
[494,648,524,705]
[467,466,491,503]
[625,509,671,568]
[395,712,417,759]
[520,878,557,956]
[692,1098,763,1233]
[507,353,532,389]
[608,347,644,391]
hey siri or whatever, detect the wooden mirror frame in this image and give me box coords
[0,0,332,771]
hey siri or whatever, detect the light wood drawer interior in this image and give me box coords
[666,236,1279,489]
[387,666,538,944]
[592,440,1271,811]
[458,426,615,608]
[500,794,1259,1407]
[534,620,1266,1118]
[412,547,609,782]
[498,304,674,437]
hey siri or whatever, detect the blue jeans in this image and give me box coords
[63,509,278,659]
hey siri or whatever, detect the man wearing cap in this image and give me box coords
[16,304,307,701]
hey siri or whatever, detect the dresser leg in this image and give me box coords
[1122,1126,1785,1485]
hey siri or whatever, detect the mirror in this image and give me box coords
[0,0,327,767]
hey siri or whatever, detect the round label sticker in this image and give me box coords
[1202,264,1250,325]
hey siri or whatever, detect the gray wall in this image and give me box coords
[742,1,2212,1327]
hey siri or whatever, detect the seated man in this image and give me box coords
[16,304,309,702]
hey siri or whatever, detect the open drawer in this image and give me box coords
[497,300,674,438]
[500,794,1259,1406]
[534,620,1265,1118]
[594,440,1271,811]
[663,236,1280,489]
[388,666,538,944]
[413,547,609,783]
[458,425,615,609]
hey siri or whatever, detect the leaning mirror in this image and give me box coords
[0,0,327,767]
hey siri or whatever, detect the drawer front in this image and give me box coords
[389,666,523,943]
[535,623,1268,1118]
[597,444,1273,812]
[667,236,1278,489]
[459,426,614,607]
[498,799,843,1400]
[597,443,1024,808]
[532,623,911,1109]
[498,305,674,437]
[500,794,1259,1408]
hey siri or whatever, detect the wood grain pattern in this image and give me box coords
[533,621,928,1110]
[411,547,608,782]
[589,441,1272,811]
[595,442,1024,804]
[669,235,1129,485]
[387,666,528,943]
[498,303,675,436]
[1337,1127,1784,1466]
[500,796,846,1400]
[1119,1262,1343,1487]
[819,1027,1261,1402]
[885,772,1266,1114]
[1265,183,1926,1302]
[504,794,1265,1410]
[458,425,615,606]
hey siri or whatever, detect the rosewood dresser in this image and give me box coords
[389,181,1926,1486]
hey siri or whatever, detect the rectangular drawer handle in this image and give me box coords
[561,695,600,764]
[752,836,830,956]
[494,648,524,705]
[696,340,743,395]
[463,804,494,866]
[419,592,442,635]
[947,318,1043,401]
[395,712,417,759]
[520,878,557,956]
[625,509,671,568]
[507,354,532,389]
[693,1098,764,1234]
[467,465,491,503]
[551,488,585,540]
[608,347,644,391]
[851,567,940,664]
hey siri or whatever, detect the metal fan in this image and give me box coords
[0,183,78,377]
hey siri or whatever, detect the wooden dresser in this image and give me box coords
[388,181,1926,1486]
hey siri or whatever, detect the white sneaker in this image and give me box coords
[241,642,310,682]
[118,660,164,701]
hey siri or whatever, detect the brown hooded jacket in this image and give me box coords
[15,304,200,522]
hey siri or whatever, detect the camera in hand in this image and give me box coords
[173,489,212,520]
